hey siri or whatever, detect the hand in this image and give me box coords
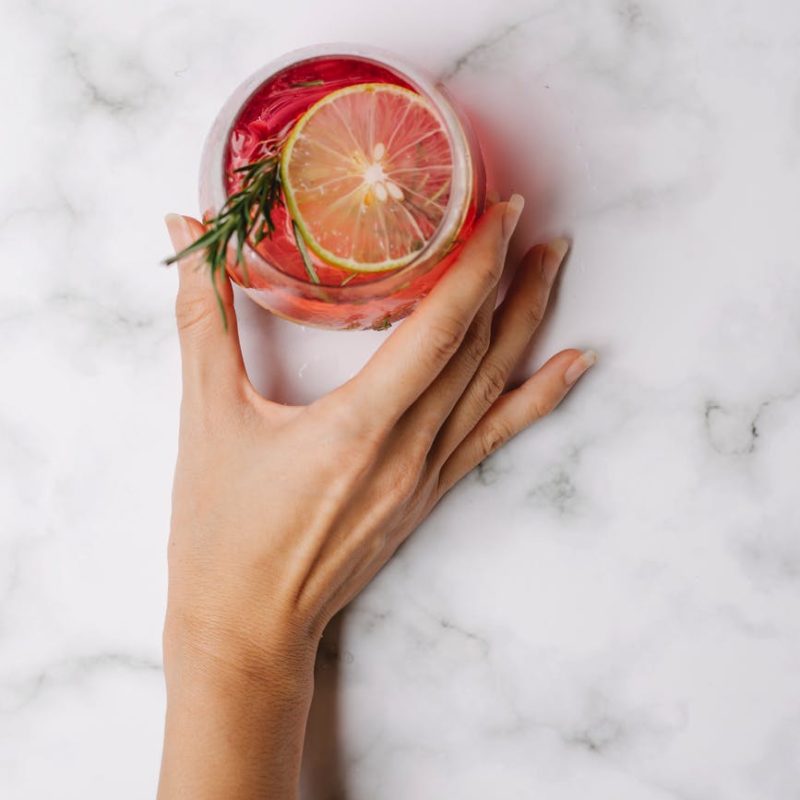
[158,197,595,798]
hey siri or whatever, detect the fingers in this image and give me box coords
[395,289,496,450]
[340,197,525,430]
[166,214,247,401]
[430,238,569,466]
[437,348,597,495]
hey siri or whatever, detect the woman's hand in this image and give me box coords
[158,197,595,799]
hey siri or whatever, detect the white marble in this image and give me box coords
[2,0,800,797]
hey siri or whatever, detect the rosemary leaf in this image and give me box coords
[163,142,285,326]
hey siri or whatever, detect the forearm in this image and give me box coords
[158,622,315,799]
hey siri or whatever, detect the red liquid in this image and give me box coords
[218,55,484,329]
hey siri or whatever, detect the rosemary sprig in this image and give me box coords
[164,146,284,328]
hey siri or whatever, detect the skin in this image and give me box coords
[158,196,595,799]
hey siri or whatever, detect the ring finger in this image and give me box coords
[430,237,569,468]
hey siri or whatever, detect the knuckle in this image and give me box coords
[391,454,424,502]
[320,397,389,446]
[463,324,491,366]
[478,359,508,406]
[475,246,504,290]
[480,420,513,458]
[407,430,433,468]
[426,315,469,364]
[534,395,557,419]
[462,241,503,291]
[175,293,217,335]
[523,300,546,330]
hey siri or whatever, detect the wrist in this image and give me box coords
[162,605,318,701]
[159,611,315,800]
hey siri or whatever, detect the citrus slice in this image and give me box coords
[280,82,453,272]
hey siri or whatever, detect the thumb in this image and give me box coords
[165,213,246,398]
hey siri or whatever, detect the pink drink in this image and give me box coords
[199,46,485,330]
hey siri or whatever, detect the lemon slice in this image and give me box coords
[280,82,453,273]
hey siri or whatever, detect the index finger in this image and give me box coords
[166,214,248,402]
[340,195,524,427]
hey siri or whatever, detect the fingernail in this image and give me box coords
[544,237,570,284]
[565,349,597,386]
[165,213,191,251]
[502,194,525,240]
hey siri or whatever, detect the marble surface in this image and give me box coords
[2,0,800,797]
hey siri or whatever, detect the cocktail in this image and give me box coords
[172,44,486,330]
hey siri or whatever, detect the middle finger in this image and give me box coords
[333,198,524,433]
[429,238,569,468]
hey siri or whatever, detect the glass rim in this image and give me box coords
[199,42,474,299]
